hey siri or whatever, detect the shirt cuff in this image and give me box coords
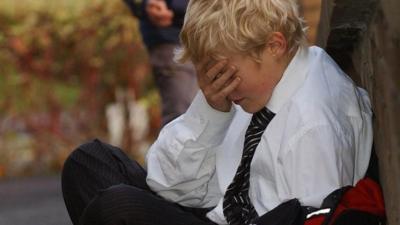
[184,91,235,145]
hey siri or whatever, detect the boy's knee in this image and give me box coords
[97,184,148,204]
[65,139,107,163]
[62,139,102,177]
[75,138,104,155]
[99,184,140,198]
[80,184,145,225]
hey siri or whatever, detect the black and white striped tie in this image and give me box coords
[223,107,275,225]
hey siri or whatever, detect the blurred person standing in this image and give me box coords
[123,0,197,126]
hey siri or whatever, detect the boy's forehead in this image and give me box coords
[197,53,229,68]
[199,50,231,63]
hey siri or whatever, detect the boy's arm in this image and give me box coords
[146,91,235,207]
[146,59,240,207]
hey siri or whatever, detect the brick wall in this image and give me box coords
[317,0,400,224]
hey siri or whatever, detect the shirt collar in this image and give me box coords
[266,46,310,113]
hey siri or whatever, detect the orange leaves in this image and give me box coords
[9,37,28,55]
[0,0,158,178]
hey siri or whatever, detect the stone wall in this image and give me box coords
[317,0,400,224]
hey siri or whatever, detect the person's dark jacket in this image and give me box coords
[123,0,189,49]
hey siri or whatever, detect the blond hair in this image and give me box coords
[176,0,307,63]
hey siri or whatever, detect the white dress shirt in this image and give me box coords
[145,46,373,224]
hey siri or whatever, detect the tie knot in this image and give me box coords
[250,107,275,129]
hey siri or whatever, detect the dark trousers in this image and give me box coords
[149,43,198,126]
[61,139,217,225]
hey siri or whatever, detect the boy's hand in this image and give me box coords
[196,60,241,112]
[146,0,174,27]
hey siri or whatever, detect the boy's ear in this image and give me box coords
[267,32,288,58]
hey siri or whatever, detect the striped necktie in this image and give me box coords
[223,107,275,225]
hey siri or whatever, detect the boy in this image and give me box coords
[62,0,373,225]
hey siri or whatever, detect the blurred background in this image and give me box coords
[0,0,161,179]
[0,0,320,224]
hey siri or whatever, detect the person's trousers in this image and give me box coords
[61,139,217,225]
[149,43,198,126]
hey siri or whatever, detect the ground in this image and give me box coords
[0,176,72,225]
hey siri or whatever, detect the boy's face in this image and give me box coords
[194,34,290,114]
[224,51,283,113]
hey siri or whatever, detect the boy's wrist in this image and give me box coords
[184,91,235,146]
[186,91,235,123]
[187,90,234,119]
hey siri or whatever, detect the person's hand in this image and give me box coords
[146,0,174,27]
[196,60,241,112]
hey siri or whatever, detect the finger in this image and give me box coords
[151,1,169,15]
[147,1,161,10]
[195,58,213,75]
[160,11,173,21]
[149,7,166,17]
[146,7,161,17]
[204,59,217,72]
[155,14,166,21]
[157,0,169,9]
[157,19,172,27]
[219,76,241,98]
[204,60,227,83]
[166,10,174,18]
[210,65,237,92]
[196,59,216,86]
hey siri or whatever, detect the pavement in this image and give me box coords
[0,176,72,225]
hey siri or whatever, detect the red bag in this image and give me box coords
[305,177,386,225]
[256,149,385,225]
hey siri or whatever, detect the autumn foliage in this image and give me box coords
[0,0,160,178]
